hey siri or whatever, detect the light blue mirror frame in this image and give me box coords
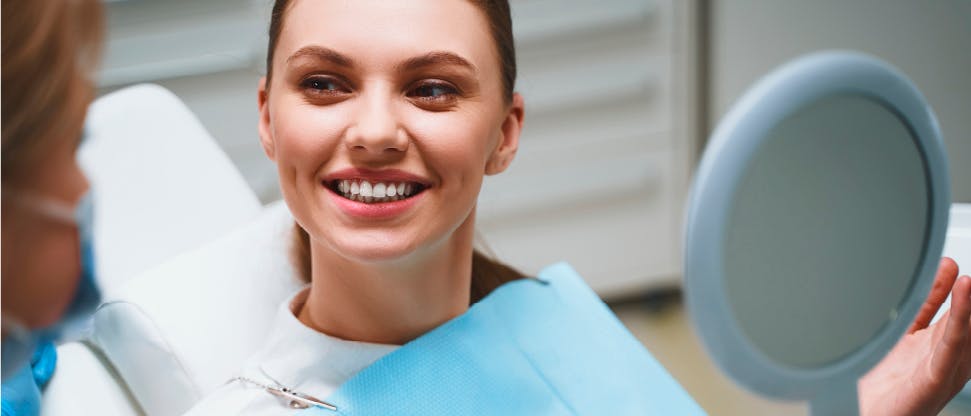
[683,51,950,414]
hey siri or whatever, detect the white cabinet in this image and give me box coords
[480,0,700,296]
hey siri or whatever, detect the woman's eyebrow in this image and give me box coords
[396,51,478,75]
[287,46,355,68]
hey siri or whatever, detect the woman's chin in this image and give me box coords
[328,232,424,264]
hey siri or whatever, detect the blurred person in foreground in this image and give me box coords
[1,0,104,414]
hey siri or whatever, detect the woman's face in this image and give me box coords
[260,0,523,263]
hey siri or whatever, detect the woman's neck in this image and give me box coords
[297,217,475,345]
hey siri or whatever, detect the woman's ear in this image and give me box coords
[485,92,524,175]
[257,77,276,161]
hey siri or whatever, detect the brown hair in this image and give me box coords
[268,0,525,303]
[2,0,104,182]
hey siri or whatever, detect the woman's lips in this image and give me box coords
[321,168,430,219]
[325,182,426,219]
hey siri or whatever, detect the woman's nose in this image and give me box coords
[345,93,409,157]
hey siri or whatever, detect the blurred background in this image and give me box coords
[97,0,970,414]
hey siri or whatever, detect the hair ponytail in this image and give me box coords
[469,245,525,303]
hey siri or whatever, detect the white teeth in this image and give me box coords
[335,179,422,203]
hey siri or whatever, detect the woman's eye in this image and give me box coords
[409,81,459,103]
[300,76,348,94]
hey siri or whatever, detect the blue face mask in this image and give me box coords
[1,192,101,381]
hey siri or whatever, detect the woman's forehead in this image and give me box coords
[276,0,498,74]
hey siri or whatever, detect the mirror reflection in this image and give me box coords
[724,94,930,368]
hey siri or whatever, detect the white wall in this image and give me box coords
[708,0,971,202]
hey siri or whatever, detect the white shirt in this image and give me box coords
[183,289,400,415]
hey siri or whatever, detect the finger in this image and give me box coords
[949,276,971,397]
[929,275,971,386]
[961,276,971,380]
[931,309,951,341]
[910,257,960,333]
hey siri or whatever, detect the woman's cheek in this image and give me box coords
[412,112,493,163]
[274,109,347,170]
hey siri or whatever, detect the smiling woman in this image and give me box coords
[259,0,528,342]
[181,0,529,413]
[268,0,526,306]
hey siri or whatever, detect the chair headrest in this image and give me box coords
[92,201,303,415]
[80,83,262,294]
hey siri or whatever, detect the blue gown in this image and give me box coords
[1,342,57,416]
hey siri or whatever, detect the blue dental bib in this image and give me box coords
[311,263,706,415]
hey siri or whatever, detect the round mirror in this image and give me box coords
[726,94,929,369]
[684,51,950,415]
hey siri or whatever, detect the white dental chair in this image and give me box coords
[40,84,971,415]
[40,84,295,415]
[40,200,300,415]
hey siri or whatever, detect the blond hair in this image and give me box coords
[2,0,104,182]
